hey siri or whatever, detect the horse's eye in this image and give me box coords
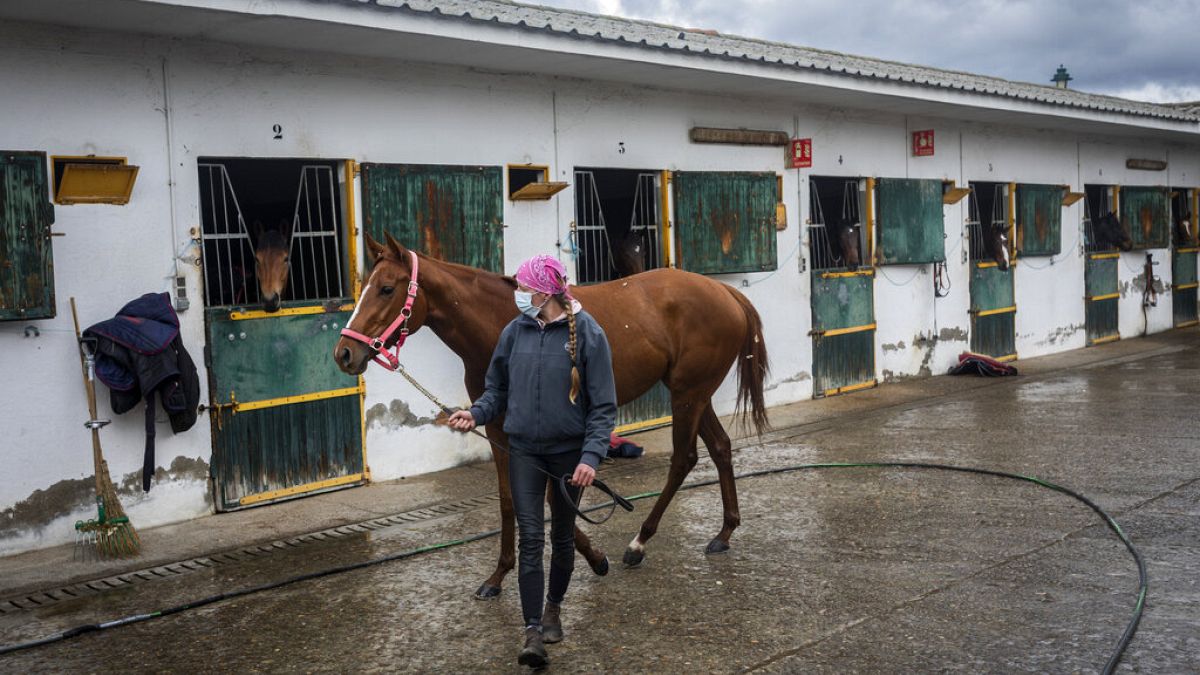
[381,285,395,296]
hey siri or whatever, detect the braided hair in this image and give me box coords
[557,292,581,405]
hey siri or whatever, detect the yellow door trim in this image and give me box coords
[865,177,876,265]
[812,322,876,338]
[823,379,878,397]
[994,353,1018,363]
[820,269,875,279]
[1172,282,1199,291]
[1089,252,1120,260]
[230,304,355,321]
[233,385,364,412]
[238,473,365,507]
[660,170,673,268]
[1176,247,1200,254]
[975,261,1000,269]
[614,415,673,435]
[973,306,1017,317]
[1087,293,1120,302]
[1090,334,1121,345]
[345,159,362,300]
[1175,319,1199,328]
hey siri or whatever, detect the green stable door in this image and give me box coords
[811,271,876,397]
[969,264,1016,359]
[1173,248,1198,327]
[201,159,365,511]
[1085,254,1120,344]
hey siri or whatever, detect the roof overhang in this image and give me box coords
[3,0,1198,143]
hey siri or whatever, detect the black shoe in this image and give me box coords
[518,627,548,668]
[542,602,564,644]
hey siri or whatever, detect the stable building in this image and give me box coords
[2,0,1198,555]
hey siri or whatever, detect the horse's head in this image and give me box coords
[334,233,429,375]
[1096,212,1133,251]
[612,229,646,278]
[1175,210,1194,246]
[253,218,293,313]
[834,221,861,268]
[984,222,1010,271]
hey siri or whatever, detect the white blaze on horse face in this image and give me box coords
[348,283,372,326]
[999,233,1010,267]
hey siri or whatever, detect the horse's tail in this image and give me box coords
[726,285,770,437]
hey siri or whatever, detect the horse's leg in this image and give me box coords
[475,425,515,600]
[697,403,739,554]
[622,397,704,567]
[543,483,610,576]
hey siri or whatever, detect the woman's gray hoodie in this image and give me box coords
[469,309,617,469]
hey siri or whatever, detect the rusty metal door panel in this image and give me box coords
[360,163,503,272]
[875,178,945,265]
[1121,186,1170,249]
[812,273,874,331]
[1173,249,1198,326]
[211,394,364,511]
[811,272,875,397]
[615,381,672,434]
[672,171,777,274]
[969,264,1015,358]
[206,308,358,406]
[813,330,875,397]
[971,312,1016,358]
[969,265,1014,312]
[0,151,55,321]
[1016,184,1062,256]
[1085,254,1119,343]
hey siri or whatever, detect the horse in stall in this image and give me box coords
[334,234,770,598]
[831,219,862,268]
[611,228,648,278]
[251,218,294,313]
[980,221,1011,271]
[1093,212,1134,252]
[1174,209,1195,247]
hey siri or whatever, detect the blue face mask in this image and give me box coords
[514,290,547,319]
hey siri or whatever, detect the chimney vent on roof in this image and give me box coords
[1052,65,1072,89]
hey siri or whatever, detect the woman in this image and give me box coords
[448,254,617,669]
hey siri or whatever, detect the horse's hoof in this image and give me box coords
[590,555,610,576]
[705,538,731,555]
[622,548,645,568]
[474,583,502,600]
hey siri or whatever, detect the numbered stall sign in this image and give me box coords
[790,138,812,168]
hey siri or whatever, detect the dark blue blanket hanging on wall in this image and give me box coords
[83,293,200,492]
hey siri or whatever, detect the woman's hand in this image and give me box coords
[570,463,596,487]
[447,410,477,432]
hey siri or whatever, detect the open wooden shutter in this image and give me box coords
[875,178,945,265]
[1016,183,1063,256]
[1,151,56,321]
[673,171,777,274]
[1121,186,1170,249]
[360,164,504,272]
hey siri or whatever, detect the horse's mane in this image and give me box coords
[374,247,517,291]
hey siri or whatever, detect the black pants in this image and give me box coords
[508,448,581,628]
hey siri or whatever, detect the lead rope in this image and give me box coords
[392,363,632,525]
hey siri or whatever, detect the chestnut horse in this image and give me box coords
[334,234,769,598]
[252,218,293,313]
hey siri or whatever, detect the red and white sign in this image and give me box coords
[912,129,935,157]
[789,138,812,168]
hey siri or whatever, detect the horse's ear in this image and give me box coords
[365,233,386,259]
[384,232,409,262]
[279,217,293,240]
[251,220,264,243]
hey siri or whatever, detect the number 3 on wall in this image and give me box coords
[272,124,283,140]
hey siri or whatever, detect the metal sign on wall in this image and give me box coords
[790,138,812,168]
[912,129,935,157]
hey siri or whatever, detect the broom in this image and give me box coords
[70,297,141,560]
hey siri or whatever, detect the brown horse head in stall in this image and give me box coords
[983,222,1011,271]
[832,219,862,268]
[252,218,293,313]
[611,229,647,278]
[1174,209,1195,246]
[335,233,770,597]
[1094,212,1133,251]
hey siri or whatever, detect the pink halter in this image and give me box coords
[339,250,419,371]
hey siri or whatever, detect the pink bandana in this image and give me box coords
[515,255,572,298]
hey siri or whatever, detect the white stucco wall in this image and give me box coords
[1,18,1197,555]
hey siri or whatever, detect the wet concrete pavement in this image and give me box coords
[1,333,1198,672]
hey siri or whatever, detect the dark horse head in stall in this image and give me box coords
[983,222,1010,271]
[252,218,293,313]
[1094,212,1133,251]
[1175,209,1195,246]
[831,219,862,268]
[612,228,647,278]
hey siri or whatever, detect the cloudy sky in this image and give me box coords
[533,0,1200,103]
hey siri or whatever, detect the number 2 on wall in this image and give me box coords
[272,124,283,140]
